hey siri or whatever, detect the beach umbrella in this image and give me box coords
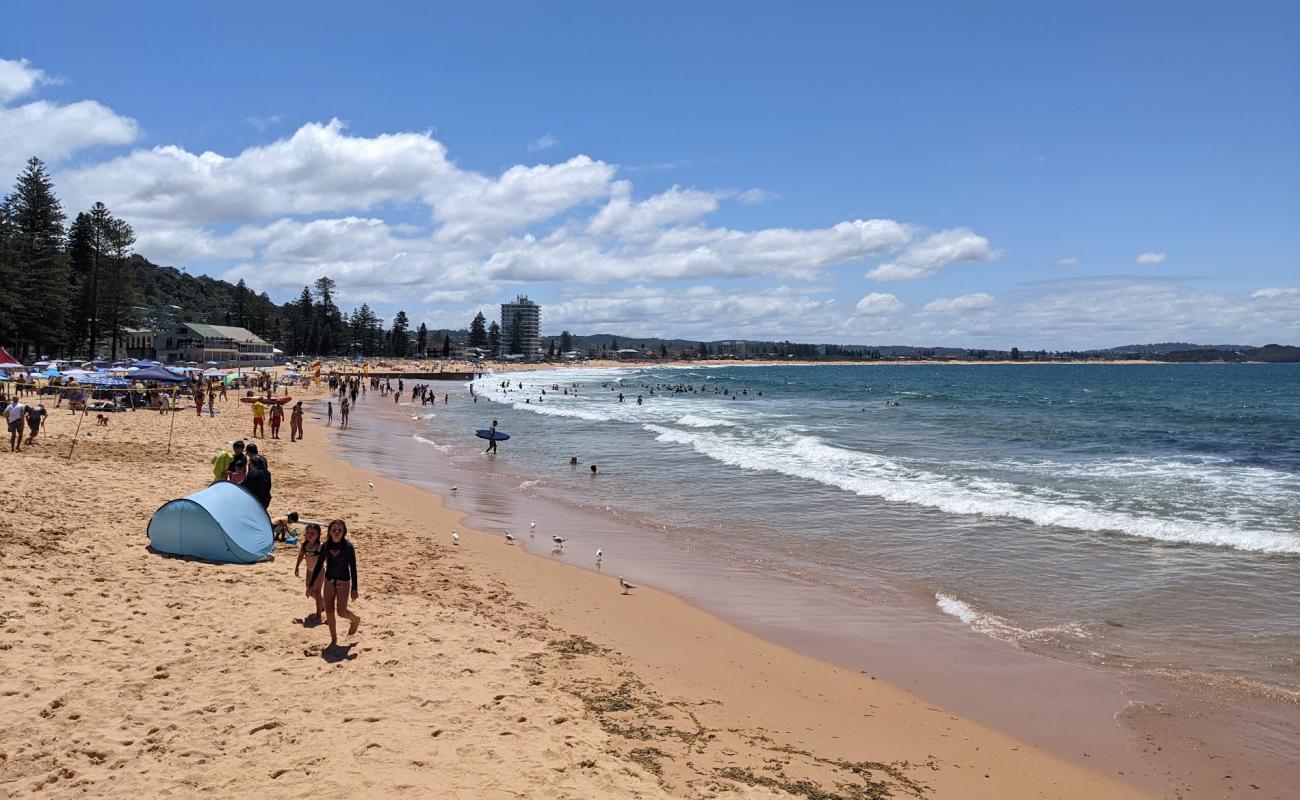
[42,367,60,377]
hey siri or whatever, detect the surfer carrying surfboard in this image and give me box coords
[485,420,499,453]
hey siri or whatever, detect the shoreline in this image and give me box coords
[0,383,1287,798]
[336,372,1299,798]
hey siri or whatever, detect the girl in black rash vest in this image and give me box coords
[309,519,361,647]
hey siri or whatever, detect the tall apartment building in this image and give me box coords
[500,295,542,360]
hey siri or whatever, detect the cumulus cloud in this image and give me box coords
[1056,256,1081,266]
[587,186,723,238]
[855,292,905,315]
[0,58,138,179]
[527,133,558,152]
[1136,251,1167,264]
[0,58,52,102]
[922,292,995,313]
[868,227,999,281]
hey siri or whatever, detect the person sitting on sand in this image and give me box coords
[294,522,326,622]
[308,519,361,647]
[272,510,300,542]
[226,453,248,485]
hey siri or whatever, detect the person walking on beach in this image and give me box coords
[207,385,217,417]
[269,402,284,439]
[327,400,333,425]
[251,398,266,438]
[7,397,27,452]
[485,419,499,453]
[340,397,350,428]
[308,519,361,647]
[24,403,46,445]
[289,401,304,441]
[294,522,326,622]
[193,386,205,416]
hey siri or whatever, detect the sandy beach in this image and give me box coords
[0,385,1173,798]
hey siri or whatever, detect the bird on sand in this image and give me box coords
[530,520,536,537]
[450,485,458,493]
[620,576,636,595]
[596,548,604,563]
[368,481,374,490]
[451,531,460,546]
[505,530,515,544]
[551,535,566,548]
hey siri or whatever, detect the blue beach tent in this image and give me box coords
[147,481,274,563]
[133,364,189,383]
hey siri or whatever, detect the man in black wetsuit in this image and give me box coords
[485,419,499,453]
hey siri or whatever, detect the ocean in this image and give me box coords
[398,362,1300,696]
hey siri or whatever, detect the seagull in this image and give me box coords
[595,548,604,563]
[530,520,536,537]
[620,576,636,595]
[368,481,375,490]
[551,535,566,548]
[451,531,460,546]
[505,530,515,544]
[450,485,458,493]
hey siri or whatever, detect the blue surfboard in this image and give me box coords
[476,429,510,441]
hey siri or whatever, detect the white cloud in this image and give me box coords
[1252,287,1299,300]
[0,58,138,179]
[587,186,723,238]
[855,292,905,315]
[527,133,558,152]
[1136,251,1167,264]
[922,292,995,313]
[868,227,999,281]
[0,58,52,103]
[1056,256,1080,266]
[736,188,775,205]
[245,114,283,132]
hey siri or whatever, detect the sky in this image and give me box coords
[1,1,1297,349]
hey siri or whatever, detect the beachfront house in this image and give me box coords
[154,323,275,367]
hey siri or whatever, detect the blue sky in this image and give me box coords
[2,1,1297,347]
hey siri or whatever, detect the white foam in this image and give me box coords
[641,424,1300,554]
[674,414,738,428]
[935,593,1093,644]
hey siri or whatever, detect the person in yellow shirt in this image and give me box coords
[251,398,267,438]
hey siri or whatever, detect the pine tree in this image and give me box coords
[469,311,487,347]
[390,310,410,356]
[442,333,451,358]
[487,321,500,354]
[0,198,16,345]
[8,158,68,359]
[559,330,572,353]
[98,215,137,359]
[313,276,346,355]
[416,323,428,356]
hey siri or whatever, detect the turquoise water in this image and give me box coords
[425,364,1300,691]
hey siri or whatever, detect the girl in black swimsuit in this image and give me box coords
[308,519,361,646]
[293,523,325,622]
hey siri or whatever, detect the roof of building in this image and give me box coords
[176,322,268,344]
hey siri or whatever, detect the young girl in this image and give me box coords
[308,519,361,647]
[226,453,248,484]
[293,522,326,622]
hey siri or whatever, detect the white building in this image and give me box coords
[500,295,542,360]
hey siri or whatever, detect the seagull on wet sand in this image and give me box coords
[450,485,458,493]
[451,531,460,546]
[505,530,515,544]
[551,535,565,548]
[368,481,374,490]
[530,520,536,537]
[620,576,636,595]
[595,548,603,563]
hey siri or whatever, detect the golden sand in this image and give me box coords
[0,387,1150,798]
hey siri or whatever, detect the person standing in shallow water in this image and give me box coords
[309,519,361,647]
[485,419,498,453]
